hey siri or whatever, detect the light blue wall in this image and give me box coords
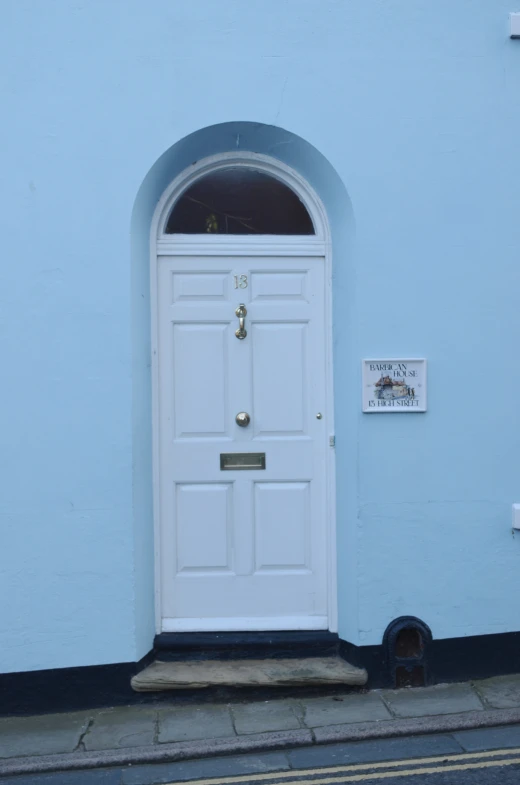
[1,0,519,673]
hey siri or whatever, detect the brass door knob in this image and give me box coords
[236,412,251,427]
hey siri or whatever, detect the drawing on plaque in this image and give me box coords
[362,359,427,413]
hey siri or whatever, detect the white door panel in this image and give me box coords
[252,322,308,436]
[158,256,329,631]
[175,483,234,573]
[250,271,308,301]
[172,324,229,438]
[254,482,311,572]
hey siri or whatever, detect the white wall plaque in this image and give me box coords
[362,359,427,413]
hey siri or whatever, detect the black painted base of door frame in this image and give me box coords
[154,630,340,660]
[2,630,520,717]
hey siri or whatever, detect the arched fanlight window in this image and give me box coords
[165,167,314,235]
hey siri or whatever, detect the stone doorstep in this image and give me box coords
[131,657,368,692]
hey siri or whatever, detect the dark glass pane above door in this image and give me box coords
[165,168,314,235]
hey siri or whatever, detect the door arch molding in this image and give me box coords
[149,151,337,634]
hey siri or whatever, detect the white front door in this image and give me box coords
[157,254,330,632]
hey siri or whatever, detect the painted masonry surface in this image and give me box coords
[1,1,520,676]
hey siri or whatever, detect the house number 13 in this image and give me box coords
[234,275,248,289]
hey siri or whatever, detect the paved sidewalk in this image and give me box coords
[2,675,520,777]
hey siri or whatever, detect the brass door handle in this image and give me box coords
[235,304,247,339]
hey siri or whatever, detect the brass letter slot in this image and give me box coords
[220,452,266,470]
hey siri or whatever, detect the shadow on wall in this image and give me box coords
[129,122,355,659]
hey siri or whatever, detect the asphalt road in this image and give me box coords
[203,749,520,785]
[3,725,520,785]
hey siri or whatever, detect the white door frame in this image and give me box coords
[149,152,337,634]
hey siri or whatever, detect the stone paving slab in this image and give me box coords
[4,711,520,779]
[475,674,520,709]
[0,730,314,779]
[121,751,290,785]
[2,676,520,776]
[5,726,520,785]
[232,700,301,734]
[84,707,157,751]
[0,712,89,759]
[382,683,484,718]
[0,769,121,785]
[0,728,314,785]
[453,723,520,751]
[286,732,464,768]
[158,704,234,743]
[302,693,391,727]
[310,708,520,745]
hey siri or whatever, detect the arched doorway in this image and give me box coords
[150,152,336,633]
